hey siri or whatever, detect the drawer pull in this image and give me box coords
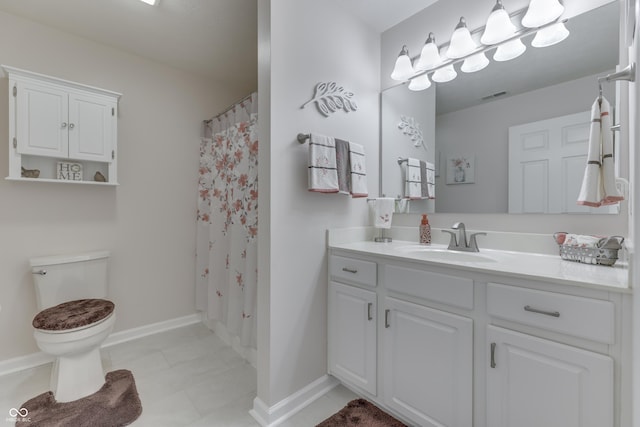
[524,305,560,318]
[385,309,390,328]
[367,303,373,321]
[342,267,358,274]
[490,342,497,368]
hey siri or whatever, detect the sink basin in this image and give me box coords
[395,246,497,263]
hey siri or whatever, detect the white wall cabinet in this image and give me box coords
[383,297,472,427]
[486,325,613,427]
[3,65,121,185]
[328,249,627,427]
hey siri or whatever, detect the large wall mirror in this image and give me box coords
[381,1,621,214]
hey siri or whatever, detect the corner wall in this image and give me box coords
[256,0,380,414]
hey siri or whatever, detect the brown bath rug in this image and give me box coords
[15,369,142,427]
[316,398,407,427]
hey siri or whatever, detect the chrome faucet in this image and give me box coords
[442,222,486,252]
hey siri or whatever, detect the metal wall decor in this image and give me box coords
[301,82,358,117]
[398,115,425,148]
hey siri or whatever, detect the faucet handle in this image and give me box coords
[468,232,487,252]
[442,230,458,249]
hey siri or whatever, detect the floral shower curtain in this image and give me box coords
[196,92,258,361]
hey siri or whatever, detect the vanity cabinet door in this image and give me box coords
[487,325,613,427]
[328,281,377,395]
[383,297,472,427]
[15,79,69,158]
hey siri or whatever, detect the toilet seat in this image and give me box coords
[33,299,115,333]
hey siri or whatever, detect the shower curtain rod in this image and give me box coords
[203,93,254,124]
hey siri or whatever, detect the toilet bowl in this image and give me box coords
[30,252,114,402]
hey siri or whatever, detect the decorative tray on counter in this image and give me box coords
[553,232,624,266]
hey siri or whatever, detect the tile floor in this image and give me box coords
[0,323,358,426]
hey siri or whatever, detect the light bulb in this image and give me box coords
[446,17,477,59]
[532,22,570,47]
[522,0,564,28]
[494,38,527,61]
[416,33,443,71]
[390,46,415,81]
[461,52,490,73]
[481,0,517,45]
[408,74,432,91]
[432,64,457,83]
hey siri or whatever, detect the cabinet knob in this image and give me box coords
[61,122,67,128]
[69,123,75,129]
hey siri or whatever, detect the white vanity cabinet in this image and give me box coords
[3,65,121,185]
[328,255,378,395]
[486,282,615,427]
[327,246,629,427]
[382,297,472,427]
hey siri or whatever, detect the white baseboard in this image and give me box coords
[0,312,203,378]
[250,375,339,426]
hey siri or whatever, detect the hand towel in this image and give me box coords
[349,142,368,198]
[335,138,350,195]
[404,158,422,199]
[308,133,339,193]
[600,97,624,205]
[577,99,605,207]
[370,197,395,229]
[426,161,436,199]
[420,160,428,198]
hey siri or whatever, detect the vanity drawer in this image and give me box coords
[330,255,377,287]
[487,283,614,344]
[384,265,474,310]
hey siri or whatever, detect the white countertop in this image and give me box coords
[329,240,630,292]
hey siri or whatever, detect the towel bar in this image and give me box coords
[297,133,310,144]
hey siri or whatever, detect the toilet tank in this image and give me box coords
[30,251,110,310]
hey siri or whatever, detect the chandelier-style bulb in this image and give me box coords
[416,33,443,71]
[531,22,570,47]
[408,74,432,91]
[522,0,564,28]
[494,38,527,61]
[391,45,415,81]
[446,17,477,59]
[481,0,517,45]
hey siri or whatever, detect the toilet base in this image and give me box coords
[51,347,105,402]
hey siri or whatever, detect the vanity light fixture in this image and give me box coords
[481,0,517,45]
[446,18,477,59]
[138,0,158,5]
[391,45,415,81]
[521,0,564,28]
[531,22,570,47]
[416,33,443,71]
[392,0,570,91]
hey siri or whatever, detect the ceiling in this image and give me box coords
[0,0,258,92]
[0,0,435,93]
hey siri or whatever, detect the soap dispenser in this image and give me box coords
[420,214,431,244]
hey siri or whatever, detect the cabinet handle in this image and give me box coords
[524,305,560,318]
[69,123,75,129]
[490,342,497,368]
[342,267,358,274]
[367,303,373,321]
[61,122,67,128]
[384,309,390,328]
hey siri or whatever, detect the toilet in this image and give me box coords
[30,251,115,402]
